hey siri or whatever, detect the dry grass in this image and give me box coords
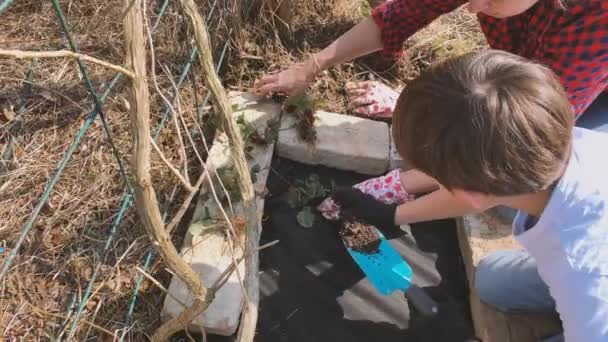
[0,0,485,340]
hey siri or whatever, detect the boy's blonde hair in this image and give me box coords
[393,50,574,195]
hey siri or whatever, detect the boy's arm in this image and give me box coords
[400,168,439,195]
[332,186,482,228]
[394,186,482,225]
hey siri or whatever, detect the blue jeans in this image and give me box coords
[475,250,564,342]
[475,92,608,342]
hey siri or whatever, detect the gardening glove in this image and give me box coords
[346,81,399,119]
[254,59,319,96]
[331,188,398,228]
[317,169,413,220]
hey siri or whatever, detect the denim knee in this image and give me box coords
[474,250,556,313]
[475,251,513,312]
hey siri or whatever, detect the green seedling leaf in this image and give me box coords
[296,206,315,228]
[303,174,328,199]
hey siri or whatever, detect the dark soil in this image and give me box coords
[339,219,381,254]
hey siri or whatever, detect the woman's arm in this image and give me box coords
[314,17,383,70]
[255,18,383,96]
[255,0,464,96]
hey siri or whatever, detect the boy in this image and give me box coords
[326,50,608,341]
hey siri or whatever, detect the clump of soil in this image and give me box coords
[339,219,381,254]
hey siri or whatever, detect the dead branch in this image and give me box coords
[135,266,188,308]
[122,1,212,341]
[178,1,262,341]
[0,48,135,78]
[145,28,190,184]
[24,301,115,337]
[165,171,207,234]
[150,138,194,192]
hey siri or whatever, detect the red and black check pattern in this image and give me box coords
[372,0,608,117]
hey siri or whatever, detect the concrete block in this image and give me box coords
[162,227,245,336]
[162,93,279,336]
[277,111,390,175]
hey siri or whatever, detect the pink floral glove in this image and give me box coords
[318,169,414,220]
[346,81,400,119]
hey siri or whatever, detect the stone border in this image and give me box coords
[161,93,280,335]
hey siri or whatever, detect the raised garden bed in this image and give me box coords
[163,94,476,341]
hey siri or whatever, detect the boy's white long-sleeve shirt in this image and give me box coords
[513,128,608,342]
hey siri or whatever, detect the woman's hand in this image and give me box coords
[254,58,319,97]
[254,16,386,97]
[346,81,400,118]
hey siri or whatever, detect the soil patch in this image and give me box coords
[339,219,381,254]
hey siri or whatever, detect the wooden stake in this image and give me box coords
[178,1,262,341]
[122,1,212,340]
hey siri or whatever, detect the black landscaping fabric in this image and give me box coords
[199,157,476,342]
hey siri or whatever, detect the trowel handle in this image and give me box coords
[404,285,438,317]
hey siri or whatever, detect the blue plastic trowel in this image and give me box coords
[344,229,439,317]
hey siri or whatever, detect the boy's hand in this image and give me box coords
[331,188,398,228]
[317,169,413,221]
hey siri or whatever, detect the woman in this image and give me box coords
[254,0,607,130]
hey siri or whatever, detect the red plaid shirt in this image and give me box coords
[372,0,608,117]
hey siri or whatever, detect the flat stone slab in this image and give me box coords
[456,212,561,342]
[162,93,279,336]
[277,111,390,175]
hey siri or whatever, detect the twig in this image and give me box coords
[24,301,115,337]
[162,63,205,166]
[135,266,188,308]
[0,49,135,78]
[173,93,190,184]
[149,137,194,192]
[179,2,262,341]
[187,40,236,217]
[144,17,189,184]
[123,1,211,341]
[83,297,104,340]
[119,0,138,21]
[165,170,207,234]
[0,77,88,112]
[211,240,278,292]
